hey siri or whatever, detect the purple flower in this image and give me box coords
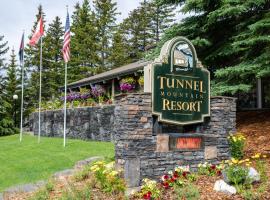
[91,85,105,97]
[120,83,135,92]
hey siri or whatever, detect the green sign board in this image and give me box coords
[152,37,210,125]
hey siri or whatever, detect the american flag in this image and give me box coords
[63,11,70,63]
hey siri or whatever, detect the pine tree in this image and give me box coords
[70,0,99,80]
[93,0,119,69]
[42,16,64,99]
[151,0,270,96]
[0,36,17,136]
[0,35,9,69]
[108,28,130,68]
[149,0,176,43]
[5,48,19,125]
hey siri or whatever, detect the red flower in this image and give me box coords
[182,171,190,178]
[216,170,222,176]
[162,181,169,189]
[143,191,152,199]
[210,165,216,170]
[173,171,179,178]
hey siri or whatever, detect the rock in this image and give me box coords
[125,187,141,196]
[4,180,46,194]
[74,156,103,170]
[248,167,260,182]
[53,169,75,180]
[214,180,237,195]
[0,193,3,200]
[222,170,229,183]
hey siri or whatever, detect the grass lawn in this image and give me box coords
[0,134,114,192]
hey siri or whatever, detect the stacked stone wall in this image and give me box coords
[114,93,236,187]
[31,105,115,141]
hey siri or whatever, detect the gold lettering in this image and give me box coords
[185,80,193,89]
[160,91,165,96]
[190,102,196,111]
[167,78,175,88]
[159,76,166,89]
[177,102,182,110]
[193,81,199,91]
[199,81,206,93]
[182,102,189,111]
[176,79,184,88]
[171,101,176,110]
[162,98,170,110]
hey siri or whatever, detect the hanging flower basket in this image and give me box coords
[120,77,136,92]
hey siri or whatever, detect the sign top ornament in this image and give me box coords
[152,36,210,125]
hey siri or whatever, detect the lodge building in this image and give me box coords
[62,60,269,110]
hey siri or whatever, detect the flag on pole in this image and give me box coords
[29,17,44,46]
[63,9,70,147]
[19,33,24,62]
[19,32,25,142]
[63,11,70,63]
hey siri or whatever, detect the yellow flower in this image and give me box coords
[245,158,250,162]
[263,155,267,158]
[231,158,238,164]
[246,163,250,167]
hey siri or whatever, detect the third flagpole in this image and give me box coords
[63,6,70,147]
[19,32,24,142]
[38,36,43,143]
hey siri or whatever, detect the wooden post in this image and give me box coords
[112,79,115,103]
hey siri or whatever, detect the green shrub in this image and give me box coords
[174,183,200,200]
[90,161,126,194]
[225,165,248,185]
[228,133,246,159]
[0,118,18,136]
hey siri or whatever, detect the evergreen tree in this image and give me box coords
[108,28,130,68]
[93,0,119,69]
[70,0,99,80]
[151,0,270,95]
[42,16,64,99]
[5,48,19,126]
[0,36,17,136]
[0,35,9,69]
[149,0,176,43]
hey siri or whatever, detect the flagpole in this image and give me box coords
[63,62,67,147]
[20,34,24,142]
[38,36,43,143]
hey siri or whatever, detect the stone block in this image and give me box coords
[124,158,140,187]
[140,116,148,123]
[156,134,169,152]
[205,146,218,159]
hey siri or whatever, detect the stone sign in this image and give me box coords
[152,37,210,125]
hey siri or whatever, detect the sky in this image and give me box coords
[0,0,143,60]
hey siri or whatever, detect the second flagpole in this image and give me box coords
[63,61,67,147]
[38,36,43,143]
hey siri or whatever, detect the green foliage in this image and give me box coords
[60,184,92,200]
[225,165,248,185]
[42,16,64,100]
[174,183,200,200]
[228,133,246,159]
[90,161,126,194]
[140,178,161,199]
[153,0,270,95]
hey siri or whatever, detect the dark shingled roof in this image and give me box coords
[64,60,150,89]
